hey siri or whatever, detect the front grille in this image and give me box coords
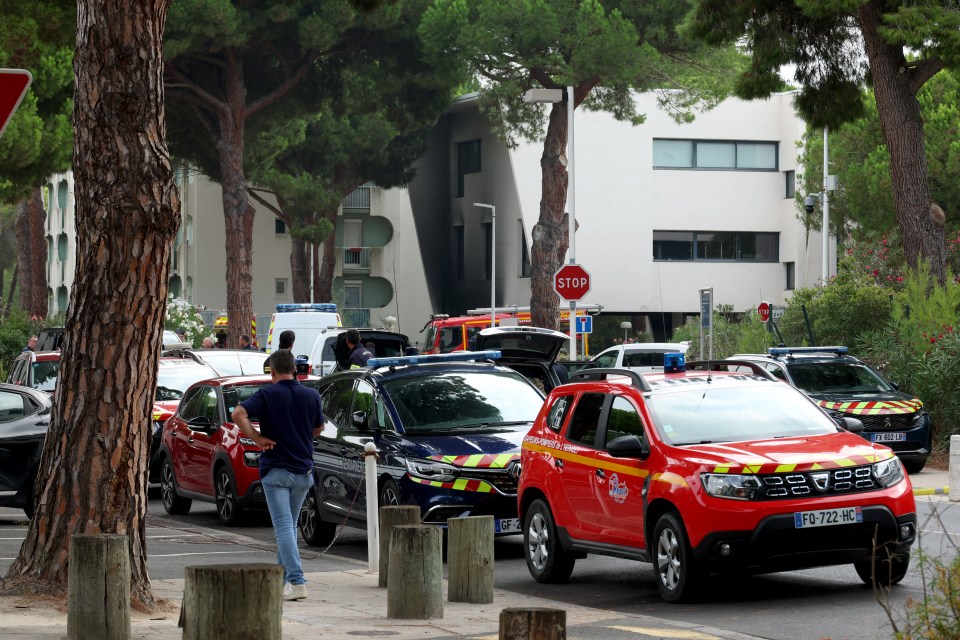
[855,413,915,432]
[467,465,520,495]
[761,465,878,499]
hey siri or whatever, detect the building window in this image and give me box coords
[185,215,194,244]
[653,231,779,262]
[275,278,287,297]
[483,222,492,281]
[519,221,531,278]
[785,262,795,291]
[653,139,778,171]
[275,219,286,234]
[455,226,464,281]
[785,170,795,198]
[457,139,481,198]
[344,281,362,308]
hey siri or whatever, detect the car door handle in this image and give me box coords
[554,458,563,469]
[595,468,605,478]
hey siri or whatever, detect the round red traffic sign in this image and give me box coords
[554,264,591,301]
[757,301,771,322]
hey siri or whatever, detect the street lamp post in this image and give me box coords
[522,85,577,358]
[620,321,632,343]
[473,203,496,329]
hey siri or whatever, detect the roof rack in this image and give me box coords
[768,346,848,357]
[568,367,652,392]
[686,360,777,380]
[368,350,502,368]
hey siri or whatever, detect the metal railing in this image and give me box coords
[340,307,371,327]
[342,185,370,209]
[341,247,371,270]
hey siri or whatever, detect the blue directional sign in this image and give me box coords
[576,315,593,334]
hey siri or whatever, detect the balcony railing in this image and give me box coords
[340,307,371,328]
[342,185,370,209]
[341,247,371,271]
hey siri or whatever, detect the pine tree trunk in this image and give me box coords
[291,236,310,303]
[858,3,946,284]
[530,101,570,330]
[27,187,48,317]
[5,0,178,610]
[15,196,33,313]
[317,212,336,302]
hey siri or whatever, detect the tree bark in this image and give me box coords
[530,101,570,330]
[27,187,48,318]
[180,564,282,640]
[15,196,33,314]
[317,210,337,302]
[4,0,178,610]
[291,236,310,302]
[858,2,946,284]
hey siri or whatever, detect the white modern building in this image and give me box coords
[43,90,831,342]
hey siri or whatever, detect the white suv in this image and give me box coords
[591,342,690,373]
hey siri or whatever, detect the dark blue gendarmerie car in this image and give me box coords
[297,350,547,546]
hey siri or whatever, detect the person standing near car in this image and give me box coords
[264,329,296,373]
[232,349,323,601]
[22,335,37,352]
[239,334,257,350]
[344,329,373,368]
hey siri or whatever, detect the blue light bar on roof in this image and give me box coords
[664,351,685,373]
[768,346,848,356]
[368,350,502,368]
[275,303,337,312]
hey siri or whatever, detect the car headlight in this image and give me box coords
[873,456,905,488]
[243,451,261,467]
[701,473,763,500]
[405,458,459,482]
[912,410,929,426]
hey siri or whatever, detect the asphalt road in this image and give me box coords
[2,496,958,640]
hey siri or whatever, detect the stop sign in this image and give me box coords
[757,301,771,323]
[554,264,591,301]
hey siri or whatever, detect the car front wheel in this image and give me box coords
[523,498,575,583]
[653,512,703,603]
[855,550,909,587]
[214,466,243,526]
[160,458,191,515]
[299,488,335,547]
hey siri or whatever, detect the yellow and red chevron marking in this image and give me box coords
[429,453,519,469]
[408,477,495,493]
[710,450,895,475]
[817,398,922,414]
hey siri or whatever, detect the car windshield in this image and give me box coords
[222,379,322,416]
[786,362,892,394]
[200,352,267,376]
[156,364,218,401]
[32,361,59,391]
[382,370,543,433]
[646,383,837,445]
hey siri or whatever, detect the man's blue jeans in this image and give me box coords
[261,467,314,586]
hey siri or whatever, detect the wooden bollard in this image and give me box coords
[448,515,494,603]
[387,525,443,619]
[180,563,283,640]
[379,505,421,587]
[500,607,566,640]
[68,534,130,640]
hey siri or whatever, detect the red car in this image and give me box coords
[518,360,917,603]
[158,374,321,525]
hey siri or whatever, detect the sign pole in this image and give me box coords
[566,85,576,360]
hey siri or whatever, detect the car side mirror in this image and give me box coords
[187,416,215,431]
[888,380,900,391]
[352,411,370,430]
[838,416,864,434]
[606,434,650,460]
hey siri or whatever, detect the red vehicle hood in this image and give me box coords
[677,432,894,474]
[152,400,179,422]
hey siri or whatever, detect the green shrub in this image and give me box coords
[164,296,208,347]
[672,305,776,360]
[0,309,48,380]
[885,547,960,639]
[778,278,896,349]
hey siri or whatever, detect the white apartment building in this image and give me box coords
[44,90,830,342]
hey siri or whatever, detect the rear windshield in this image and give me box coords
[382,370,542,432]
[32,361,59,391]
[157,364,219,401]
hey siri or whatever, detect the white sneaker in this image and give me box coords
[283,583,307,601]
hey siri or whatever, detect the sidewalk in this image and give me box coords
[909,465,950,497]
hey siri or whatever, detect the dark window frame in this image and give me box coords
[653,138,779,171]
[457,139,481,197]
[653,231,779,263]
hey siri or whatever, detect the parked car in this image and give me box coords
[728,346,932,473]
[297,351,545,547]
[518,360,917,603]
[7,350,60,393]
[158,374,323,525]
[265,303,341,354]
[590,342,690,373]
[0,383,53,517]
[185,349,271,377]
[308,328,410,377]
[474,325,569,392]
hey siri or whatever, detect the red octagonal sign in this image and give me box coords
[554,263,591,301]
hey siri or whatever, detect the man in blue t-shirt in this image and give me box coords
[232,349,323,601]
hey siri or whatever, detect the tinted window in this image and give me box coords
[156,363,218,401]
[0,390,25,422]
[222,383,269,417]
[351,381,375,430]
[179,386,211,421]
[546,396,572,432]
[321,378,356,432]
[605,396,644,446]
[32,361,59,391]
[623,351,678,368]
[594,351,617,367]
[786,362,892,393]
[565,393,605,448]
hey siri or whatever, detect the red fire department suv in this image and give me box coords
[517,360,917,603]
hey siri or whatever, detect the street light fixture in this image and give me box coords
[620,321,632,343]
[522,85,578,358]
[473,203,496,329]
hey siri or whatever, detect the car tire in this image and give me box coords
[299,488,335,547]
[653,512,704,603]
[379,477,402,508]
[523,498,575,583]
[855,550,909,587]
[903,459,926,475]
[214,465,243,526]
[160,457,191,515]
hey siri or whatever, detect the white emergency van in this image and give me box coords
[265,303,342,355]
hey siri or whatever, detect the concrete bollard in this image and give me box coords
[68,534,130,640]
[387,524,443,619]
[950,434,960,502]
[448,515,494,603]
[379,505,420,588]
[364,442,380,573]
[180,563,283,640]
[499,607,566,639]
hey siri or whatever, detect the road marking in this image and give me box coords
[147,534,204,539]
[610,627,719,639]
[0,537,26,540]
[150,550,263,558]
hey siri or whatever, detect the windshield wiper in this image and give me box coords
[671,439,715,446]
[456,420,530,430]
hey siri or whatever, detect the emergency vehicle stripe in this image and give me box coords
[709,449,894,474]
[817,398,922,414]
[408,477,494,493]
[431,453,519,468]
[521,442,689,487]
